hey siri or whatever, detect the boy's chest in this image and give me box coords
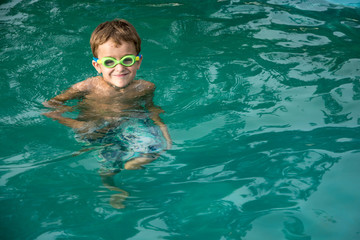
[80,92,145,114]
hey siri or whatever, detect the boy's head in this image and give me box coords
[90,19,141,58]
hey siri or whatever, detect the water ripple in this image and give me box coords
[253,29,331,47]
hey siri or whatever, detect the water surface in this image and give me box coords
[1,0,360,239]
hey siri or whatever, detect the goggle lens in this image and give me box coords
[122,56,135,66]
[104,59,116,67]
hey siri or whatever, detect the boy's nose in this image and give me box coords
[115,63,126,71]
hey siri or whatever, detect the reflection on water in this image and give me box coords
[1,0,360,239]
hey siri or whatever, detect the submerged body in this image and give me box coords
[78,113,166,174]
[44,77,171,171]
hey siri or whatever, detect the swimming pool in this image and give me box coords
[1,0,360,239]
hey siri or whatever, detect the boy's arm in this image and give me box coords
[144,83,172,149]
[43,111,87,129]
[43,80,90,108]
[43,78,92,129]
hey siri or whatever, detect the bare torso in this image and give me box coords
[43,76,171,149]
[76,77,155,122]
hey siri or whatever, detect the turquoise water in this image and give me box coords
[1,0,360,239]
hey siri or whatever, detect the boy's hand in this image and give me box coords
[43,110,86,130]
[42,110,63,120]
[43,100,74,112]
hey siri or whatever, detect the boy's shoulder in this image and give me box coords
[133,79,155,92]
[72,76,102,92]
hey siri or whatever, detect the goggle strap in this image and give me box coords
[93,57,101,64]
[135,55,142,61]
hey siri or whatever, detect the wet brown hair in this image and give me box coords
[90,19,141,57]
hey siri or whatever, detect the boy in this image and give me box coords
[44,19,172,177]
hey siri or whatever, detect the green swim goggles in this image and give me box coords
[93,55,142,68]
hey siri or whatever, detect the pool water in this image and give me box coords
[1,0,360,239]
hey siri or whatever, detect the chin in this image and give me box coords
[112,80,132,89]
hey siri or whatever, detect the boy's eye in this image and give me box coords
[104,59,115,66]
[122,57,134,65]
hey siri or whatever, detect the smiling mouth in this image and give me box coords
[114,73,128,77]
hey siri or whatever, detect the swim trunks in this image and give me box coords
[77,117,165,174]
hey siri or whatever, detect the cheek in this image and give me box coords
[133,63,141,71]
[102,67,113,75]
[131,61,141,71]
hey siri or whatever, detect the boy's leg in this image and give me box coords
[124,153,160,170]
[101,173,129,209]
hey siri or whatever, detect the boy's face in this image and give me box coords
[92,40,142,89]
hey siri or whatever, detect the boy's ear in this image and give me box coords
[137,55,143,70]
[92,60,102,74]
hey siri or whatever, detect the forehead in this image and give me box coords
[97,39,137,57]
